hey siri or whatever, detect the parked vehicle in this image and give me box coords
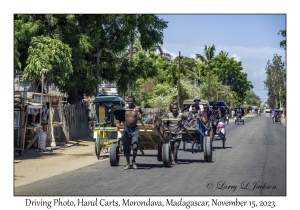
[92,95,124,160]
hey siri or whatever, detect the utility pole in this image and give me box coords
[96,48,99,97]
[178,51,181,110]
[208,64,211,99]
[127,43,134,97]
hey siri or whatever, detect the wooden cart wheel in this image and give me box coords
[109,143,120,166]
[162,143,172,167]
[204,133,213,162]
[95,136,101,160]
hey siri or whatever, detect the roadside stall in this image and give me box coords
[14,92,24,155]
[23,102,47,150]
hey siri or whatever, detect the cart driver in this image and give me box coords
[207,101,222,136]
[123,95,144,170]
[236,106,242,120]
[165,104,186,165]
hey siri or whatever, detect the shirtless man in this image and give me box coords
[123,96,144,170]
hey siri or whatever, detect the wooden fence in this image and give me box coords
[50,101,91,143]
[49,104,160,143]
[143,108,162,119]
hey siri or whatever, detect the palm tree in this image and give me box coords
[185,59,202,86]
[195,44,216,99]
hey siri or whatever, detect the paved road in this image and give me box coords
[14,114,286,196]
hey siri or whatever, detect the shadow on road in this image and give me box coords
[132,163,167,169]
[213,146,233,150]
[176,159,208,164]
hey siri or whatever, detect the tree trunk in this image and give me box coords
[67,89,84,104]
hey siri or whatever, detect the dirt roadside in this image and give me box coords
[14,139,109,188]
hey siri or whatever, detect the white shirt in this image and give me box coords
[189,104,204,114]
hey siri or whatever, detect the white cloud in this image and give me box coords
[252,68,265,78]
[216,45,285,61]
[231,53,241,61]
[190,54,197,59]
[161,48,177,59]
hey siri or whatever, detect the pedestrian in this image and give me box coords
[123,96,144,170]
[165,104,185,165]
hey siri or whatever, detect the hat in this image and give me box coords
[194,96,201,102]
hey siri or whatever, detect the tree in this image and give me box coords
[244,90,262,107]
[14,14,168,103]
[195,44,216,98]
[23,36,73,91]
[212,51,253,101]
[278,30,286,50]
[264,54,286,108]
[173,56,197,76]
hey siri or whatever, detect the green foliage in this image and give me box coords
[212,51,253,100]
[15,14,256,107]
[244,90,262,107]
[278,30,286,50]
[116,51,158,95]
[23,36,73,89]
[264,54,286,108]
[173,56,197,76]
[280,90,286,108]
[14,14,168,103]
[226,91,239,107]
[148,85,178,114]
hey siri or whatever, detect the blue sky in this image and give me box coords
[157,14,286,104]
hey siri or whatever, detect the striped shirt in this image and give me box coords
[208,108,221,121]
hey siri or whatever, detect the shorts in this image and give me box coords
[122,126,140,154]
[170,138,181,152]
